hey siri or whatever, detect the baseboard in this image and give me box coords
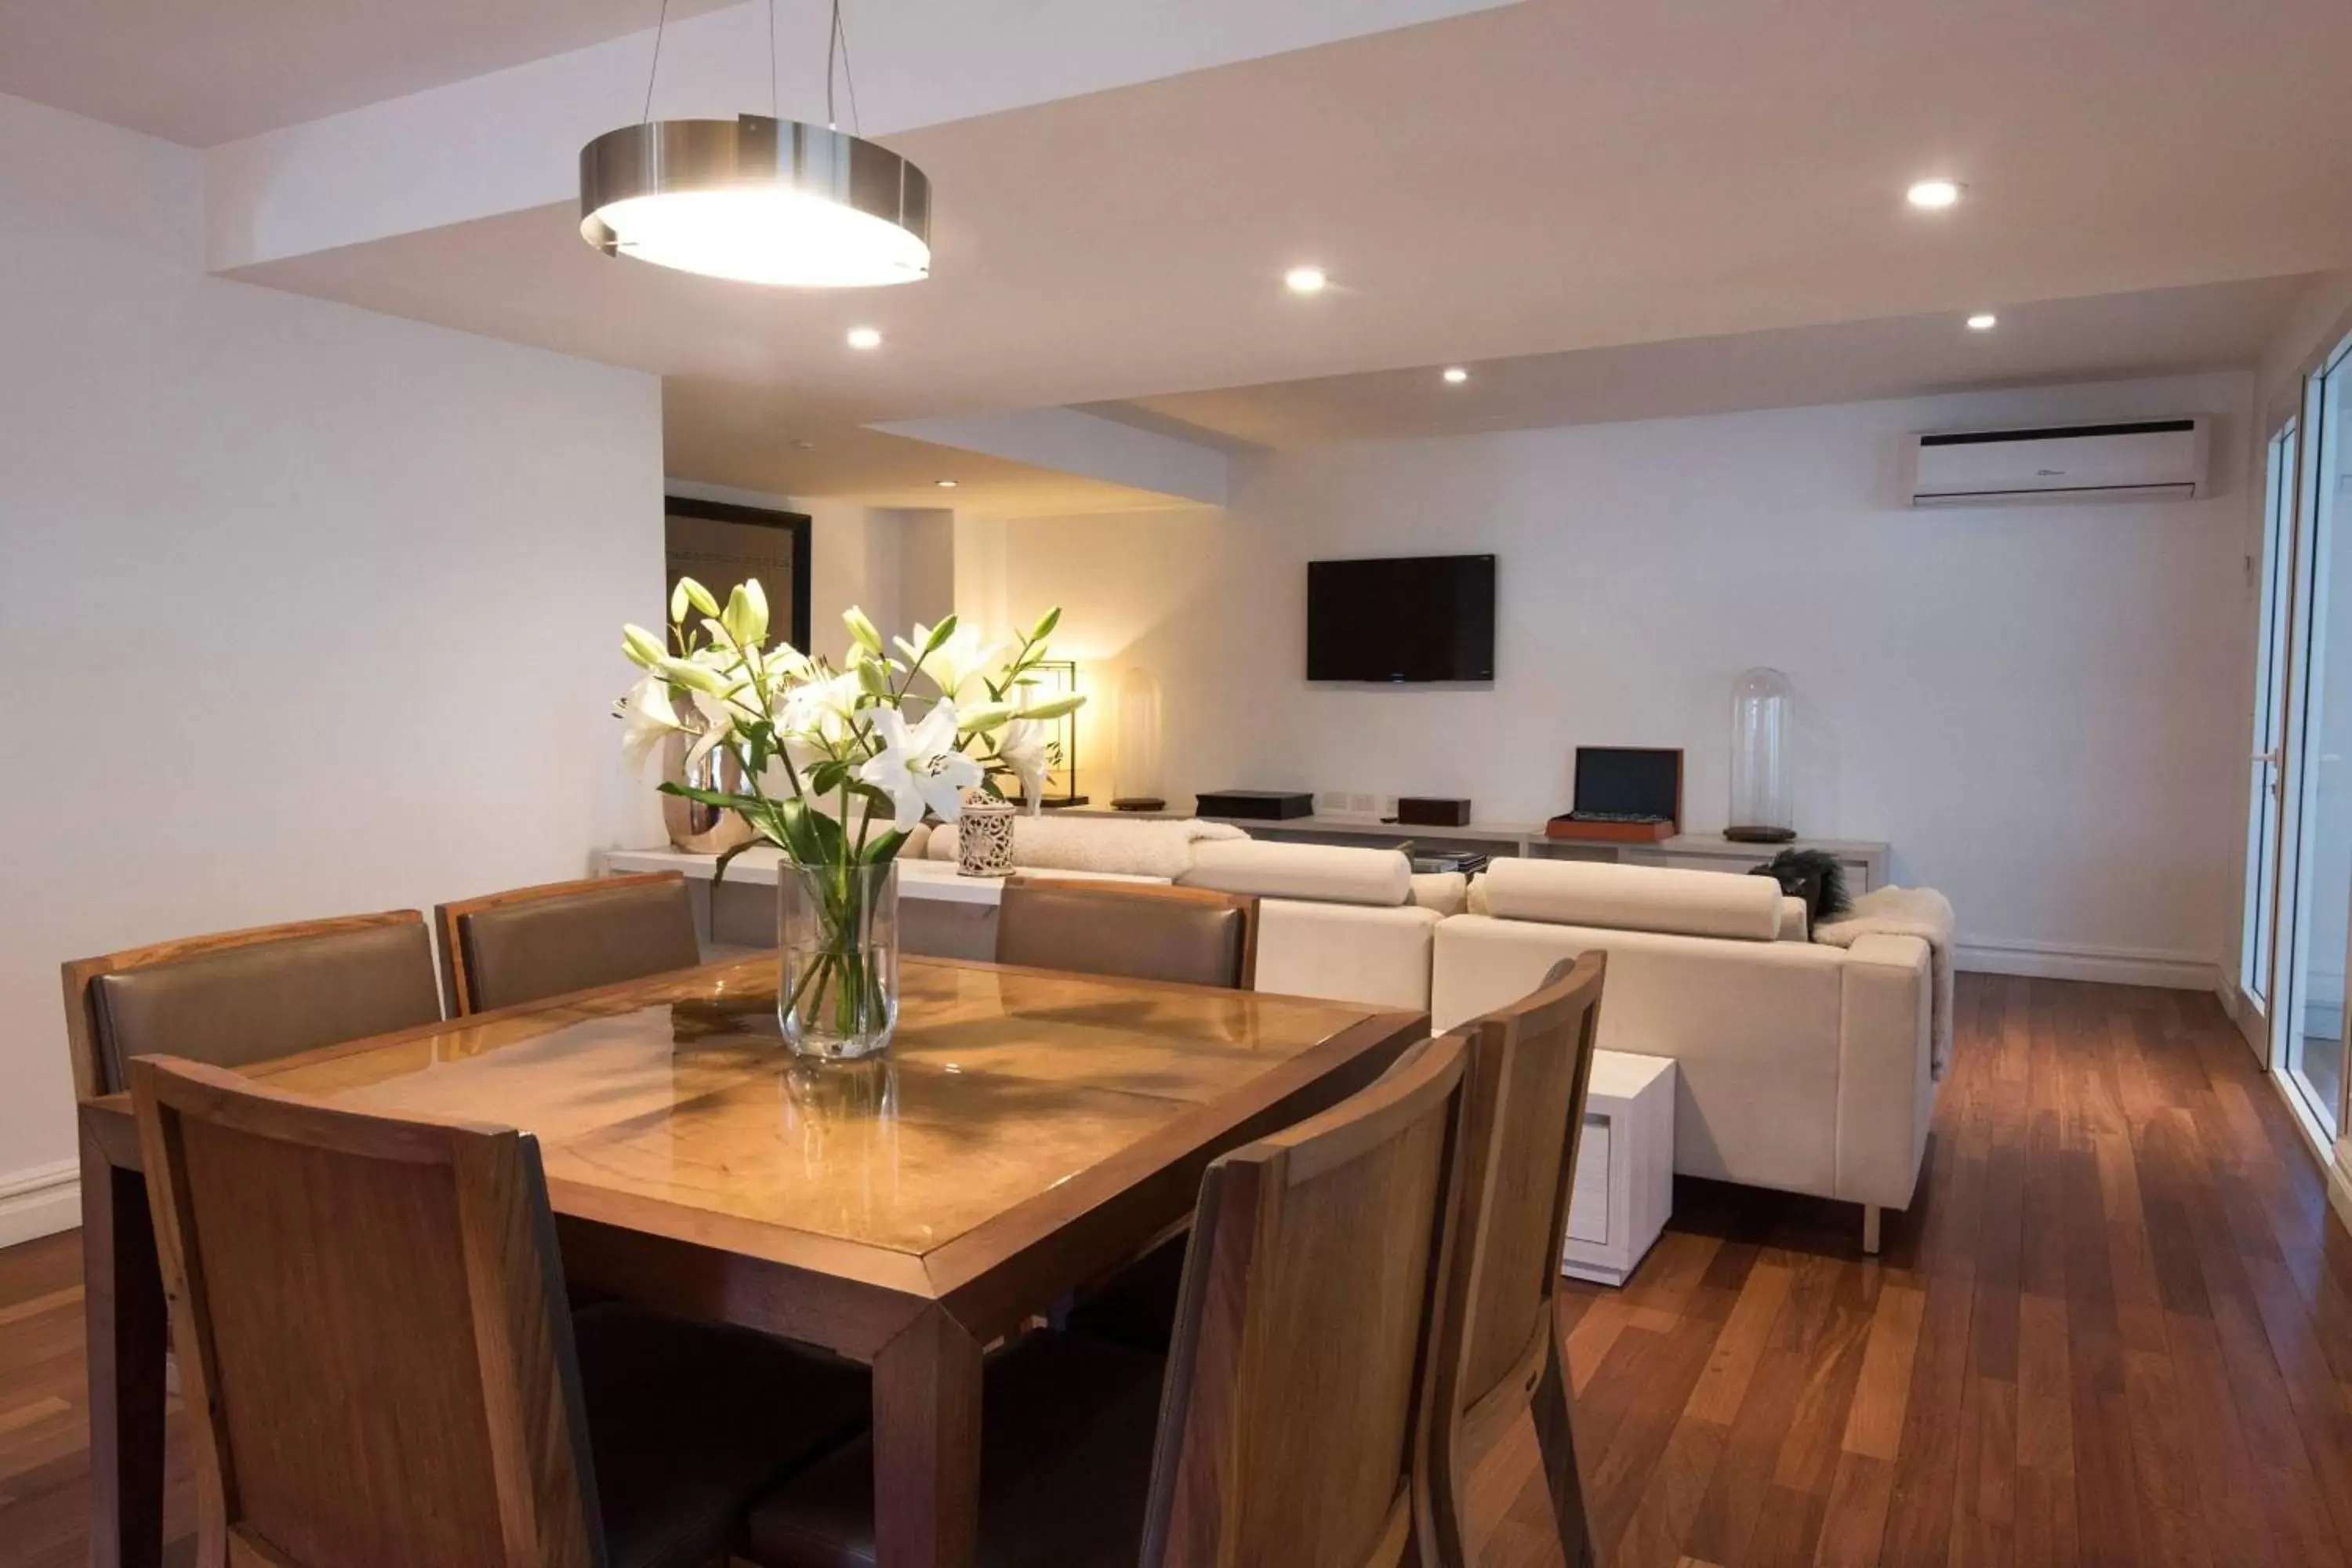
[0,1159,79,1249]
[1954,937,2217,991]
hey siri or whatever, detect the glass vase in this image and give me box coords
[1726,666,1796,843]
[777,860,900,1060]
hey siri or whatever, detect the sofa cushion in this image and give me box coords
[1409,873,1469,916]
[1474,859,1782,942]
[925,815,1243,880]
[1176,839,1412,908]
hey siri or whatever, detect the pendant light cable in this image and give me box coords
[767,0,779,118]
[825,0,862,135]
[826,0,839,129]
[641,0,671,124]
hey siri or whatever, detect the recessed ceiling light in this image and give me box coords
[1906,179,1963,210]
[935,479,959,488]
[1966,312,1998,332]
[1284,265,1328,295]
[1442,366,1469,385]
[846,325,883,350]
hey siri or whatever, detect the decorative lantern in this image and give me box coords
[1112,667,1166,811]
[1726,667,1795,843]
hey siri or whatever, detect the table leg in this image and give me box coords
[82,1122,169,1568]
[871,1307,983,1568]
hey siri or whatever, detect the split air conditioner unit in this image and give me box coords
[1904,417,2211,507]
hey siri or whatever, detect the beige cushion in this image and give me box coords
[1254,901,1443,1011]
[1177,840,1411,908]
[1409,873,1469,916]
[1474,859,1782,942]
[1778,895,1809,941]
[926,815,1240,880]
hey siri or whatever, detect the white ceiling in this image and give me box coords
[1115,275,2324,448]
[226,0,2352,458]
[662,383,1191,514]
[17,0,2352,503]
[0,0,737,147]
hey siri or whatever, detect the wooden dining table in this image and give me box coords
[78,953,1425,1568]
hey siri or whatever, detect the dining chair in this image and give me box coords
[130,1053,871,1568]
[1421,953,1607,1568]
[437,871,702,1015]
[995,874,1258,989]
[740,1030,1471,1568]
[61,910,444,1101]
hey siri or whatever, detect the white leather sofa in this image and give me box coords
[1433,859,1934,1249]
[920,819,1463,1011]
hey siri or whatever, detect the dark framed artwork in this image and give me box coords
[662,495,813,653]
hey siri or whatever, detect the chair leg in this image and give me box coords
[1531,1335,1595,1568]
[1862,1203,1883,1255]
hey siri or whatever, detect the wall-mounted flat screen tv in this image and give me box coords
[1307,554,1496,682]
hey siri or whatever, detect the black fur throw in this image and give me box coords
[1747,848,1850,925]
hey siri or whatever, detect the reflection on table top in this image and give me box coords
[245,956,1381,1258]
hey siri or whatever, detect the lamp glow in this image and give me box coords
[846,326,883,350]
[1285,265,1329,295]
[1442,366,1469,384]
[1966,312,1998,331]
[1906,178,1962,209]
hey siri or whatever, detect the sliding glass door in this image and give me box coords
[2274,342,2352,1138]
[2244,420,2299,1013]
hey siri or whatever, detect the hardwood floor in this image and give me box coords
[0,975,2344,1567]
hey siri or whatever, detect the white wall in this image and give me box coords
[972,372,2257,985]
[0,92,665,1239]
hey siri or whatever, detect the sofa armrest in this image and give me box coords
[1836,932,1935,1211]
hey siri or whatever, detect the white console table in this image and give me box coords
[595,846,1164,958]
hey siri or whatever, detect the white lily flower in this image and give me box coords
[614,673,688,773]
[995,717,1051,812]
[906,622,1007,701]
[683,687,743,772]
[780,670,862,744]
[856,702,984,832]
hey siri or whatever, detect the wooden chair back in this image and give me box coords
[60,911,442,1102]
[1422,953,1607,1567]
[997,876,1258,989]
[130,1055,601,1568]
[437,871,701,1016]
[1141,1032,1468,1568]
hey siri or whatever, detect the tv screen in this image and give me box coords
[1307,554,1496,682]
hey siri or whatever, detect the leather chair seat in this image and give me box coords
[90,922,441,1092]
[448,877,703,1014]
[573,1305,873,1568]
[995,880,1251,990]
[743,1330,1165,1568]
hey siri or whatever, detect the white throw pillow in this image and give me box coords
[1475,858,1782,942]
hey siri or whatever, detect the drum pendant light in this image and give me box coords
[580,0,931,289]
